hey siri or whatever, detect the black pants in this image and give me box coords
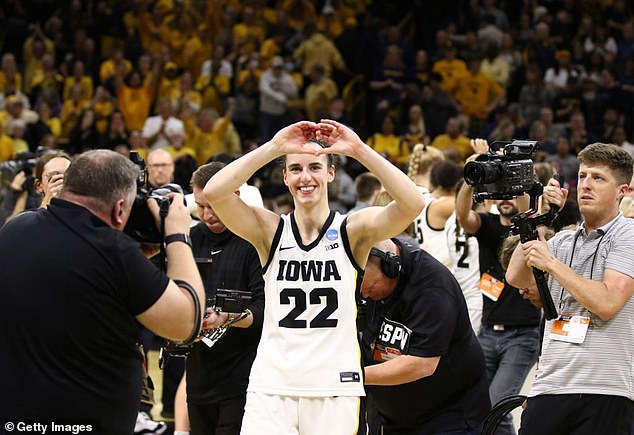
[188,396,246,435]
[519,394,634,435]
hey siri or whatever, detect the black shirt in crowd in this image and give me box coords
[0,198,168,434]
[362,239,491,434]
[474,212,540,326]
[186,222,264,404]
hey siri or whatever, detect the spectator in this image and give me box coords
[453,55,504,138]
[304,63,338,121]
[432,42,468,95]
[519,64,554,127]
[258,56,298,142]
[142,97,186,150]
[546,136,580,188]
[292,25,346,78]
[430,117,472,163]
[507,143,634,435]
[366,114,409,169]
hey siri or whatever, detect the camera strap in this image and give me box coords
[158,199,170,272]
[171,278,203,345]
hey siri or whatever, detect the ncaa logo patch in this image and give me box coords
[326,229,339,241]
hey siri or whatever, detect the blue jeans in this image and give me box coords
[478,325,540,435]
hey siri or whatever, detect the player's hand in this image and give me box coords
[269,121,320,155]
[315,119,365,158]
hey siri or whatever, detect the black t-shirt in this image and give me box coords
[362,240,491,434]
[0,199,168,434]
[474,213,540,326]
[186,222,264,404]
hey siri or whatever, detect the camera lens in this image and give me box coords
[464,161,505,186]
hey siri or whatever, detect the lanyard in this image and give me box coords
[558,228,606,310]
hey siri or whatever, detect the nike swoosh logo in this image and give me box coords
[211,250,222,255]
[280,246,294,251]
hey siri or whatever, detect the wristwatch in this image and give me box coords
[165,233,192,248]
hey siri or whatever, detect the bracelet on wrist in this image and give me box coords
[164,233,192,248]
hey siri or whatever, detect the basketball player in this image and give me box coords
[204,119,424,434]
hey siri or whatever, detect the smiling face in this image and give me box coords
[283,153,334,208]
[577,163,627,225]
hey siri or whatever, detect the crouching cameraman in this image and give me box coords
[0,149,205,435]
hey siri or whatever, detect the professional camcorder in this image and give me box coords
[0,149,46,191]
[123,151,183,244]
[463,139,560,320]
[463,140,538,202]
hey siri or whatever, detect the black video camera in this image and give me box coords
[463,140,538,202]
[123,151,183,244]
[0,150,45,191]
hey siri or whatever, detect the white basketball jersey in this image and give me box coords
[445,213,482,332]
[248,211,365,397]
[413,198,451,267]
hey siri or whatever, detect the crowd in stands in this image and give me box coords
[0,0,633,211]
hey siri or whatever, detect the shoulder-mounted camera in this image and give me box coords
[463,140,538,202]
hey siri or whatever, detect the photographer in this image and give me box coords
[0,150,71,225]
[0,150,204,434]
[455,139,540,435]
[180,161,264,434]
[507,143,634,435]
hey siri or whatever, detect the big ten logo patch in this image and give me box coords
[371,318,412,362]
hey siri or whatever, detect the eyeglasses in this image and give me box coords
[148,163,173,168]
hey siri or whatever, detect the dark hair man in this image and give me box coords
[455,138,540,435]
[361,239,491,434]
[0,149,204,434]
[348,172,382,213]
[507,143,634,435]
[184,162,265,434]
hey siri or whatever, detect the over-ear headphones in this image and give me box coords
[370,247,401,279]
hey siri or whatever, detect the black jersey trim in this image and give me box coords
[425,198,444,232]
[262,217,284,274]
[290,210,336,252]
[341,216,364,274]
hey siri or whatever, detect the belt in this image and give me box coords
[491,324,538,331]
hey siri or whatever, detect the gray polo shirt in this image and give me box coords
[530,213,634,400]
